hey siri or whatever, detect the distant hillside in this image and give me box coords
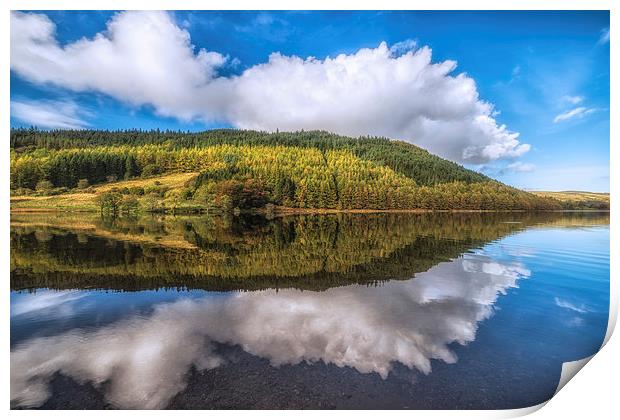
[531,191,609,210]
[10,128,562,212]
[11,128,491,186]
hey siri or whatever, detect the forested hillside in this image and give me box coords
[10,128,562,212]
[10,128,490,185]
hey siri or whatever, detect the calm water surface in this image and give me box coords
[10,212,609,409]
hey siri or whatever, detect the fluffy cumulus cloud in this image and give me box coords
[10,11,227,121]
[11,10,530,163]
[11,254,530,409]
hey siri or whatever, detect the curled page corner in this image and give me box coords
[502,401,548,418]
[554,355,595,396]
[602,297,618,348]
[550,305,617,401]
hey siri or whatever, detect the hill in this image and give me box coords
[531,191,609,210]
[10,128,563,213]
[11,128,491,186]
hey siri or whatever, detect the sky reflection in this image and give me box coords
[11,253,529,409]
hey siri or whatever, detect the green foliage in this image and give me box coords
[77,178,90,189]
[98,192,123,216]
[13,187,34,196]
[10,128,490,186]
[141,164,160,177]
[120,196,139,215]
[215,179,270,209]
[144,183,168,197]
[10,128,564,211]
[11,155,43,190]
[124,155,138,180]
[141,193,161,213]
[35,180,53,192]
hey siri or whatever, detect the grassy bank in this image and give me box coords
[11,172,198,213]
[531,191,609,210]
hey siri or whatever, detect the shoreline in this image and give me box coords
[9,205,609,216]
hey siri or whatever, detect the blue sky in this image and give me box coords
[10,11,610,191]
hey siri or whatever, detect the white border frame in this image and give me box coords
[2,2,616,419]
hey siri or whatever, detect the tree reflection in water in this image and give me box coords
[9,211,609,409]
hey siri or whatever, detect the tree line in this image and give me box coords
[11,142,562,210]
[10,128,491,186]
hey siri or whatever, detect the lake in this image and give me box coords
[10,211,610,409]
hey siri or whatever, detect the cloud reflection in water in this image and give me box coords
[11,254,530,409]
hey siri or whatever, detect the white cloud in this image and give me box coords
[598,27,610,45]
[233,12,292,42]
[478,160,536,177]
[506,162,536,173]
[555,297,589,314]
[509,65,522,83]
[10,11,228,121]
[562,95,584,105]
[11,99,90,129]
[567,316,585,327]
[553,107,596,123]
[252,12,276,26]
[389,39,417,56]
[11,11,530,163]
[11,254,529,409]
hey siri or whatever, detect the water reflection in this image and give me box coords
[10,211,607,292]
[9,212,610,409]
[11,251,529,409]
[11,290,86,318]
